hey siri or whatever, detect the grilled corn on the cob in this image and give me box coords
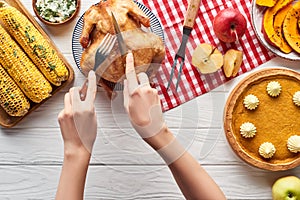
[0,4,69,86]
[0,25,52,103]
[0,64,30,117]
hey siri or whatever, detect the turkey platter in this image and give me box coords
[79,0,165,96]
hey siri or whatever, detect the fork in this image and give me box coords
[80,33,116,99]
[167,0,201,91]
[93,33,117,71]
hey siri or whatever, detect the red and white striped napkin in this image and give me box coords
[140,0,274,112]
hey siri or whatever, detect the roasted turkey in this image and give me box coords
[79,0,165,96]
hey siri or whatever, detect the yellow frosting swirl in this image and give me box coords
[266,81,281,97]
[243,94,259,110]
[240,122,256,138]
[287,135,300,153]
[259,142,276,159]
[293,91,300,107]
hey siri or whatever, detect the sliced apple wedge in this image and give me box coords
[192,43,223,74]
[223,49,243,78]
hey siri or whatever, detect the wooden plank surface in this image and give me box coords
[0,165,299,199]
[0,127,237,165]
[0,0,300,199]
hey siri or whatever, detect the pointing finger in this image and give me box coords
[123,79,129,112]
[125,52,138,94]
[85,70,97,103]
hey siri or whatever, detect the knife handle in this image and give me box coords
[183,0,201,29]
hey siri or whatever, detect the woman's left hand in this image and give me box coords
[58,71,97,155]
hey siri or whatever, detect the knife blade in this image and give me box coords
[111,12,128,56]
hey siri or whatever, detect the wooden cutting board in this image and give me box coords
[0,0,74,128]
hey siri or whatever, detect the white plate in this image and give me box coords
[251,0,300,61]
[72,1,164,72]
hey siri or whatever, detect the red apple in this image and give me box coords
[213,8,247,43]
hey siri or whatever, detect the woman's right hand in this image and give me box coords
[123,52,173,149]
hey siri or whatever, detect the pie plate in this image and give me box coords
[224,68,300,171]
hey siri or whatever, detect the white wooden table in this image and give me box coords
[1,0,300,199]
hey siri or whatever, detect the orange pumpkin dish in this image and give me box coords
[224,68,300,171]
[256,0,277,7]
[283,1,300,54]
[262,0,293,54]
[273,3,293,53]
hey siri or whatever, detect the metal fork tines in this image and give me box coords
[80,33,116,99]
[93,33,117,71]
[167,28,192,91]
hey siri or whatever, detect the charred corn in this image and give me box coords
[0,4,69,86]
[0,25,52,103]
[0,64,30,117]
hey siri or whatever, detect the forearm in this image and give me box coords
[56,148,91,200]
[169,152,226,200]
[145,128,226,200]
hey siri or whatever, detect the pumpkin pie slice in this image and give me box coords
[224,68,300,171]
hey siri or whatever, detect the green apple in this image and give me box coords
[272,176,300,200]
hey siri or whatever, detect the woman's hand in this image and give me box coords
[58,70,97,156]
[123,52,174,150]
[56,71,97,200]
[123,53,226,200]
[123,52,166,139]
